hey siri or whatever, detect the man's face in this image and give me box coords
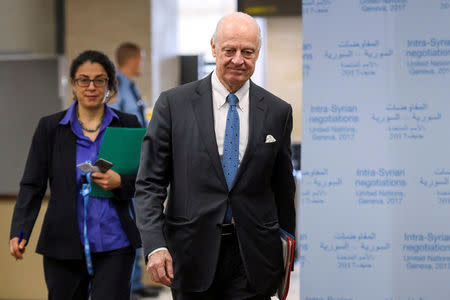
[211,19,260,93]
[131,51,145,77]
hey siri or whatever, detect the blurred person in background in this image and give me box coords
[111,42,159,299]
[110,42,148,128]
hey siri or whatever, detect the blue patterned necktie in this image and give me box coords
[222,93,239,223]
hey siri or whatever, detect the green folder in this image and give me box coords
[90,127,146,198]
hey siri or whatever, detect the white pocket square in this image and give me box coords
[265,135,276,143]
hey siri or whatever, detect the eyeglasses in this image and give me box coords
[74,77,109,88]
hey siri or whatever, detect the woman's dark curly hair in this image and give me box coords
[69,50,118,95]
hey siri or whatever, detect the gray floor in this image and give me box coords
[141,261,300,300]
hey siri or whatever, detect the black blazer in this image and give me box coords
[10,107,142,260]
[135,75,296,296]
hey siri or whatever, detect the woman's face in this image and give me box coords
[72,61,109,110]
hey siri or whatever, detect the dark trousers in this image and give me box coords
[171,233,271,300]
[43,246,134,300]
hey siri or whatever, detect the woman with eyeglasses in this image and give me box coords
[9,50,142,299]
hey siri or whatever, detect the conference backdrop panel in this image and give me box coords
[301,1,450,299]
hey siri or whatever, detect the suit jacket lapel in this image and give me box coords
[191,75,228,189]
[55,124,77,208]
[109,116,123,128]
[232,81,266,189]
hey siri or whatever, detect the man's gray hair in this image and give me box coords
[211,12,262,50]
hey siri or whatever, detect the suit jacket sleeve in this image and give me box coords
[10,118,49,243]
[112,114,141,202]
[272,104,296,237]
[134,92,172,257]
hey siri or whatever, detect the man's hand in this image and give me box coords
[91,169,121,190]
[146,249,174,286]
[9,237,27,260]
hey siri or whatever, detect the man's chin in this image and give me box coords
[227,69,246,76]
[225,75,248,85]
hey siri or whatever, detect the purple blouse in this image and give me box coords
[59,101,130,252]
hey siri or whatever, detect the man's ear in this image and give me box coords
[210,38,217,58]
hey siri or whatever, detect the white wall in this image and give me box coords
[266,16,302,142]
[150,0,179,103]
[0,0,56,54]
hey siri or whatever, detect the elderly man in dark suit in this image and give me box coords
[135,12,295,300]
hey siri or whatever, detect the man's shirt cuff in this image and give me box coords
[147,247,168,260]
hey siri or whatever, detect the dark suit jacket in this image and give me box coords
[135,74,295,296]
[10,108,142,260]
